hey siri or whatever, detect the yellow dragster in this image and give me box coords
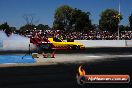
[48,38,85,49]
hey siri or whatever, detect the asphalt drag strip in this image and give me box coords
[0,56,132,88]
[36,54,132,64]
[0,47,132,88]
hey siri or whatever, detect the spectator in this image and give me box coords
[24,29,132,40]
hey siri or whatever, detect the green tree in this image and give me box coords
[99,9,123,32]
[20,24,36,31]
[10,27,17,33]
[0,22,12,36]
[119,25,130,31]
[0,22,10,31]
[53,5,92,31]
[19,24,36,35]
[129,14,132,30]
[53,5,74,30]
[72,8,92,31]
[0,24,1,30]
[37,24,50,31]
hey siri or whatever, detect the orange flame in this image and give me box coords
[78,66,86,76]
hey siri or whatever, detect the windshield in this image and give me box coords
[53,38,62,42]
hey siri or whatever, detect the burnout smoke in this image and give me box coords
[0,31,36,51]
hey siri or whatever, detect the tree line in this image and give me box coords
[0,5,132,36]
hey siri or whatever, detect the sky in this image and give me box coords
[0,0,132,28]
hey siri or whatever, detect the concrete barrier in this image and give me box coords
[75,40,126,47]
[126,40,132,47]
[0,39,131,51]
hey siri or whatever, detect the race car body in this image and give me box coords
[30,37,85,50]
[48,38,85,49]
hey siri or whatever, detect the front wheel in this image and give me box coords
[68,45,72,49]
[76,46,80,50]
[72,45,80,50]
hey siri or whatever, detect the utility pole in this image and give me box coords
[117,2,120,40]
